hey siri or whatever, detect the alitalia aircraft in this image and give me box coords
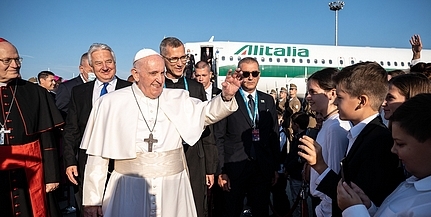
[185,37,431,97]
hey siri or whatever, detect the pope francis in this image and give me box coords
[80,48,242,217]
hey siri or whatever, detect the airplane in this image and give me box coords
[185,37,431,98]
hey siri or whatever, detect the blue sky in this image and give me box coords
[2,0,430,80]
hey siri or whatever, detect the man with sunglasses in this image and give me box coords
[214,57,279,217]
[160,37,216,217]
[0,38,64,217]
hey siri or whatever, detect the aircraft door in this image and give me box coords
[201,46,214,70]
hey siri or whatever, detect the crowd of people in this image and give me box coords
[0,33,430,217]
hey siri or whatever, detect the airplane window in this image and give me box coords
[307,59,310,64]
[340,60,343,65]
[314,59,318,64]
[261,57,265,62]
[292,58,295,63]
[222,56,225,61]
[277,58,280,63]
[359,60,363,63]
[329,60,332,64]
[394,62,398,66]
[351,60,355,64]
[401,62,405,67]
[380,61,384,66]
[253,57,257,60]
[269,58,272,62]
[299,59,303,63]
[229,56,233,61]
[237,56,241,61]
[284,58,288,63]
[321,59,325,64]
[387,61,391,66]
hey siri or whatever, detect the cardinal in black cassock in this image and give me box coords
[0,38,64,217]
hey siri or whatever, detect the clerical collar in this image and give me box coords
[164,75,189,91]
[164,73,183,83]
[0,82,7,87]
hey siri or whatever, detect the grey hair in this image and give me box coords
[159,37,184,56]
[87,43,116,66]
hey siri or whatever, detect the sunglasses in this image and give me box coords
[242,71,260,78]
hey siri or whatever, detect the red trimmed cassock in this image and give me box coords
[0,78,63,217]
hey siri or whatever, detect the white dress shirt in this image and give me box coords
[342,175,431,216]
[92,78,117,105]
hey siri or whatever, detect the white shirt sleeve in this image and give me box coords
[342,204,370,217]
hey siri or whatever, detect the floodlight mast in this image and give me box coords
[329,1,344,46]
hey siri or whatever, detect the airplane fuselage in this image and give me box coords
[185,41,431,97]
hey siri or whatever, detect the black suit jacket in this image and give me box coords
[201,85,222,173]
[316,116,404,217]
[62,78,131,170]
[55,76,84,118]
[214,90,279,178]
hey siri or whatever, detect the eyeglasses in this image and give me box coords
[162,55,188,63]
[242,71,260,78]
[0,57,23,66]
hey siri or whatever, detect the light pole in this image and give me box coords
[329,1,344,46]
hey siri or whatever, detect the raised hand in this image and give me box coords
[410,34,422,60]
[298,135,328,174]
[337,180,371,211]
[221,68,243,101]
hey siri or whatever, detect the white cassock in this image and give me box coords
[80,83,238,217]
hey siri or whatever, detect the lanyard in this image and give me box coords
[164,76,188,91]
[239,88,258,127]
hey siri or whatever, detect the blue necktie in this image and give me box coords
[100,83,108,96]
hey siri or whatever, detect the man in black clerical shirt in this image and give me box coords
[160,37,216,217]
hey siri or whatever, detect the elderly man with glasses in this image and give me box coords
[0,38,64,217]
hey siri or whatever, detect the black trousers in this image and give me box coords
[270,173,290,216]
[223,159,272,217]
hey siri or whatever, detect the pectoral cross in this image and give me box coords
[144,133,158,152]
[0,127,11,145]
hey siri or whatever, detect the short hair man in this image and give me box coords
[194,60,223,216]
[288,83,301,113]
[38,70,56,92]
[55,52,95,118]
[194,60,220,100]
[80,48,241,217]
[0,38,64,217]
[277,86,288,112]
[215,57,279,217]
[185,48,195,78]
[160,37,217,217]
[299,62,405,216]
[62,43,131,215]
